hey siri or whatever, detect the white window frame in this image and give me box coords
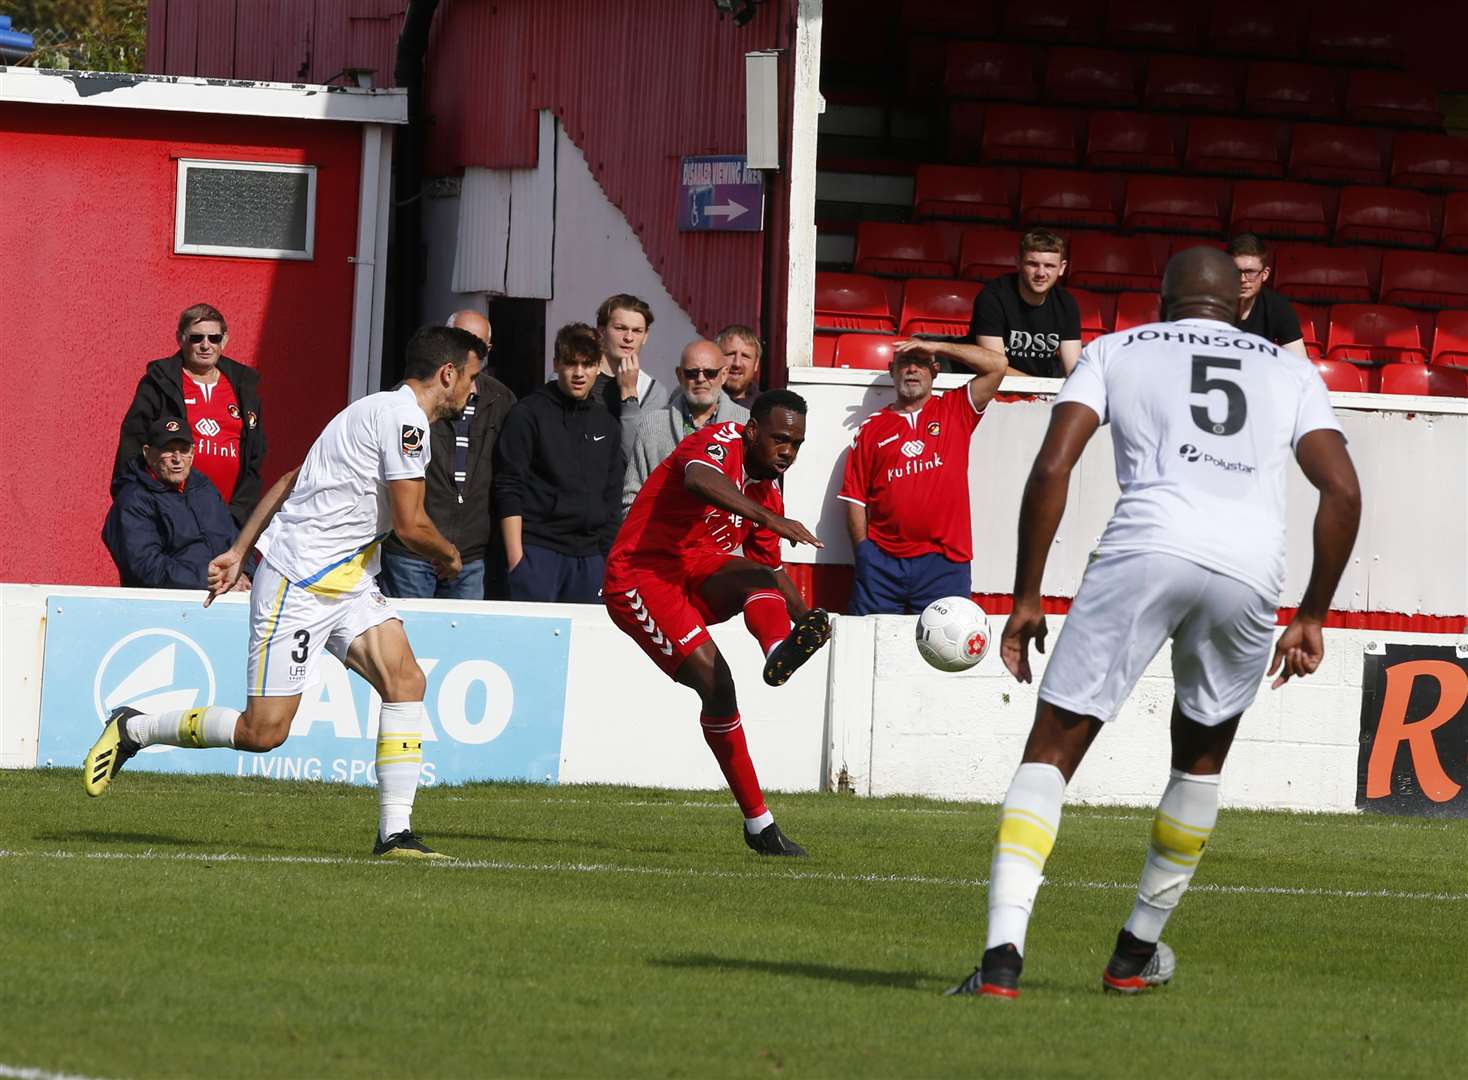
[174,158,317,260]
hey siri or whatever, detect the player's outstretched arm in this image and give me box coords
[205,466,300,606]
[1001,403,1099,682]
[683,463,823,548]
[1268,429,1361,688]
[388,477,461,579]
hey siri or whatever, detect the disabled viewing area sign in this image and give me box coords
[678,155,765,231]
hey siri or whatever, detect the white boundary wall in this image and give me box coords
[3,584,1463,812]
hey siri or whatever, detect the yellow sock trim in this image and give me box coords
[376,732,423,767]
[177,708,208,748]
[995,807,1058,869]
[1150,810,1212,867]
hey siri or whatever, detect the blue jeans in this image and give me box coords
[378,549,486,600]
[848,539,971,615]
[507,543,604,604]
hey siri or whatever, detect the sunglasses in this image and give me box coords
[187,333,225,345]
[679,367,722,381]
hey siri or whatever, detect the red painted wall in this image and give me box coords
[0,102,363,586]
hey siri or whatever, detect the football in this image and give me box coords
[915,596,992,673]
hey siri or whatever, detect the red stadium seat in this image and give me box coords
[1185,118,1285,178]
[1068,287,1113,344]
[1391,134,1468,193]
[1273,245,1377,303]
[813,272,898,332]
[912,164,1015,223]
[853,223,953,278]
[1245,63,1339,120]
[1288,125,1387,186]
[1334,187,1438,249]
[981,106,1081,166]
[1312,359,1367,393]
[898,278,983,336]
[944,42,1036,102]
[1004,0,1101,43]
[958,228,1022,281]
[1378,362,1468,398]
[1325,304,1428,365]
[1440,194,1468,253]
[1229,181,1330,241]
[1168,237,1227,258]
[832,333,902,370]
[1104,0,1199,50]
[812,332,838,367]
[1045,48,1137,107]
[1430,309,1468,368]
[1123,176,1226,234]
[1380,251,1468,309]
[1113,291,1161,331]
[1084,111,1179,172]
[1019,169,1120,228]
[1294,303,1331,358]
[946,102,987,161]
[1144,55,1240,113]
[1068,235,1160,292]
[1306,11,1404,68]
[1345,72,1443,131]
[899,0,996,37]
[1208,3,1302,59]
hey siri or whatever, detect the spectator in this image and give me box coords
[380,311,513,600]
[495,323,625,603]
[594,293,671,459]
[964,229,1081,379]
[103,417,246,591]
[838,338,1008,615]
[716,324,763,409]
[1229,233,1308,356]
[113,303,266,528]
[623,339,750,512]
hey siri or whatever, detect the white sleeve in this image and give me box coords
[379,402,429,481]
[1053,342,1108,424]
[1291,368,1345,448]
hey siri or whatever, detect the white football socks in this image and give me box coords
[376,701,426,841]
[1124,769,1220,943]
[745,809,774,835]
[985,762,1067,956]
[126,707,239,749]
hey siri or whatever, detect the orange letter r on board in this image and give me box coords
[1366,660,1468,803]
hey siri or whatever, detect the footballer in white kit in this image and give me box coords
[83,326,486,861]
[946,247,1362,1000]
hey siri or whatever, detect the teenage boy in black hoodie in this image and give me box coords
[495,323,625,603]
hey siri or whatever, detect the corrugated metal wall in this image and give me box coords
[146,0,787,341]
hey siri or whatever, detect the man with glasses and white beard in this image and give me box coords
[622,339,750,512]
[112,303,267,528]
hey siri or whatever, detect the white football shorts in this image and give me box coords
[1038,550,1277,726]
[245,558,400,698]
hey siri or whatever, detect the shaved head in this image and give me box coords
[447,309,492,347]
[1161,247,1242,325]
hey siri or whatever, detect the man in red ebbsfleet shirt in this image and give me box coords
[605,389,831,857]
[838,338,1008,614]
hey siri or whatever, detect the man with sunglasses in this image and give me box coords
[112,303,266,528]
[622,339,749,512]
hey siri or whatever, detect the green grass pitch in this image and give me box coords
[3,769,1465,1079]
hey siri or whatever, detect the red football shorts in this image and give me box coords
[604,554,744,678]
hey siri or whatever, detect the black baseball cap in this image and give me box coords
[146,417,194,448]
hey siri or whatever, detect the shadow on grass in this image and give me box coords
[651,953,946,991]
[35,829,295,852]
[429,828,678,856]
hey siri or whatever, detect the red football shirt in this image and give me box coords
[606,421,783,586]
[182,372,244,503]
[838,386,985,561]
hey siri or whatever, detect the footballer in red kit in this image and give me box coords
[605,389,830,857]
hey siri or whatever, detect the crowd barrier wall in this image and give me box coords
[3,585,1464,814]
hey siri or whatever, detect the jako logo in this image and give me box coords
[900,439,926,458]
[92,629,217,754]
[1179,444,1202,462]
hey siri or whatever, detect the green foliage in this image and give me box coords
[7,0,147,73]
[3,770,1466,1077]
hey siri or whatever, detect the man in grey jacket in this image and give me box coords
[622,339,750,512]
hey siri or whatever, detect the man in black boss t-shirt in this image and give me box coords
[899,229,1081,379]
[1228,233,1307,356]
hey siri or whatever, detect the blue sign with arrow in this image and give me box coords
[678,155,765,232]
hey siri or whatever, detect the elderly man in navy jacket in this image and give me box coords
[103,417,249,591]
